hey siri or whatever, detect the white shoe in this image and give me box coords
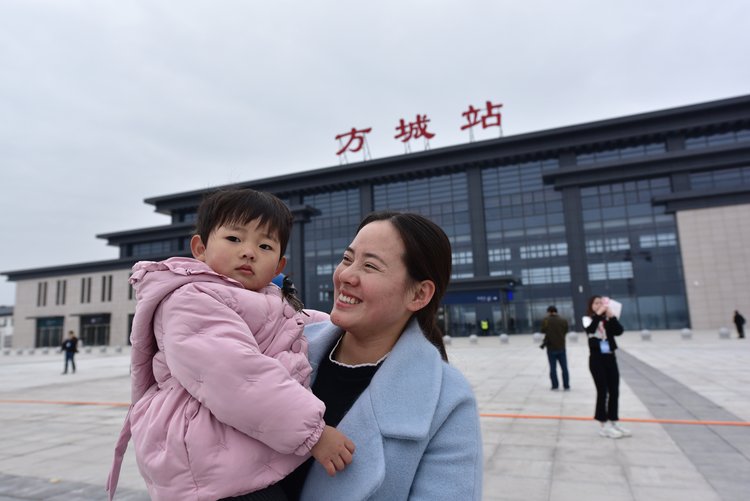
[599,423,624,439]
[611,422,631,437]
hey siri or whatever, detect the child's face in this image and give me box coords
[190,219,286,291]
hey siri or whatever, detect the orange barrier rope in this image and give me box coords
[480,412,750,427]
[0,398,129,407]
[1,399,747,427]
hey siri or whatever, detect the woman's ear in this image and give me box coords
[407,280,436,312]
[190,235,207,261]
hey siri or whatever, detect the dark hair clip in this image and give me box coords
[281,275,308,315]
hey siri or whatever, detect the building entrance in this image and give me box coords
[80,314,111,346]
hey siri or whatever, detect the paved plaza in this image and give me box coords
[1,329,748,501]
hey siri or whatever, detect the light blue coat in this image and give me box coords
[300,319,483,501]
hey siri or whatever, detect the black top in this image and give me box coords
[280,338,383,500]
[735,312,746,326]
[585,314,624,355]
[61,337,78,353]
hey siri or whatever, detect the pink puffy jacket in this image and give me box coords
[106,257,328,501]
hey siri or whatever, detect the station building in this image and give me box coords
[4,94,750,347]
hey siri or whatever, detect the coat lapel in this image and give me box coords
[368,319,443,439]
[303,319,443,499]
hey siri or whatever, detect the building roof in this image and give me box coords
[142,94,750,216]
[3,93,750,282]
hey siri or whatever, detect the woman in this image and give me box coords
[584,295,631,439]
[281,211,483,500]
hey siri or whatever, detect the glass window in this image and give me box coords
[640,233,676,248]
[521,266,571,284]
[588,262,633,280]
[482,159,565,284]
[375,172,473,279]
[581,177,685,329]
[55,280,67,305]
[575,142,666,165]
[80,314,111,346]
[132,240,176,257]
[488,248,511,262]
[685,127,750,150]
[520,243,567,259]
[37,281,48,307]
[303,189,361,311]
[36,317,63,347]
[689,166,750,189]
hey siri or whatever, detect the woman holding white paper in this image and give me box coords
[583,295,631,439]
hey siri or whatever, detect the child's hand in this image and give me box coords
[310,425,355,476]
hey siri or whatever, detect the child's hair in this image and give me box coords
[194,188,293,258]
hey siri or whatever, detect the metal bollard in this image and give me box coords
[718,327,730,339]
[442,335,452,345]
[499,333,509,344]
[532,332,543,343]
[115,345,123,353]
[566,332,578,343]
[680,328,692,340]
[469,334,478,344]
[100,346,108,353]
[641,329,651,341]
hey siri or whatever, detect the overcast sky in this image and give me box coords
[1,0,749,305]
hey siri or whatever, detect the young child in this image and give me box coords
[107,188,354,501]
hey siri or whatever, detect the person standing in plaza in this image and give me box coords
[480,318,490,336]
[584,296,631,439]
[540,305,570,390]
[106,188,353,501]
[280,211,482,500]
[733,310,746,339]
[60,330,78,374]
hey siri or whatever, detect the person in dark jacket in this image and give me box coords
[584,296,630,439]
[60,330,78,374]
[540,305,570,390]
[734,310,746,339]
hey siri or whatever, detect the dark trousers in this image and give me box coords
[546,349,569,389]
[219,484,288,501]
[589,354,619,422]
[737,324,745,338]
[63,352,76,373]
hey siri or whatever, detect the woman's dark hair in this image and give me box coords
[194,188,293,258]
[586,295,602,316]
[357,211,451,361]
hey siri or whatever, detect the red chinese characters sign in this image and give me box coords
[461,100,503,131]
[335,127,372,156]
[394,114,435,143]
[335,100,502,158]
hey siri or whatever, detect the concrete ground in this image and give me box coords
[0,329,748,501]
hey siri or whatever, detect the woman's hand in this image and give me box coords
[310,425,355,476]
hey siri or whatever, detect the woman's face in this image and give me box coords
[591,297,603,312]
[331,220,416,342]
